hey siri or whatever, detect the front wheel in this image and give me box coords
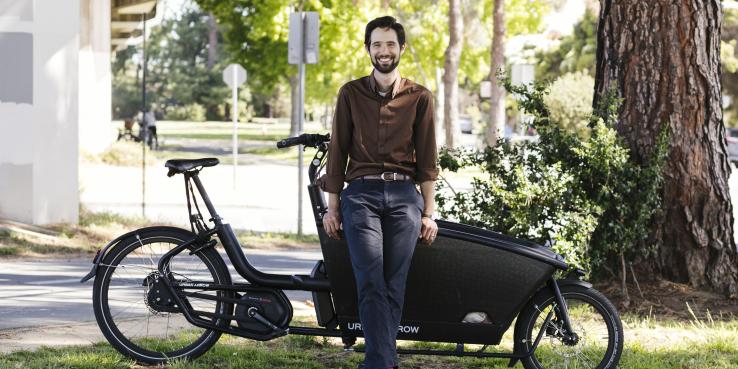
[516,284,623,369]
[92,227,232,364]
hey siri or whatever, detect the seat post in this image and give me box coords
[190,173,223,227]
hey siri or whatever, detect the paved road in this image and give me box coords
[0,249,323,331]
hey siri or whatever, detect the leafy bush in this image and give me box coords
[544,71,595,138]
[165,103,207,122]
[436,80,668,275]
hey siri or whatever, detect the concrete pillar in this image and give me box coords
[79,0,113,155]
[0,0,80,224]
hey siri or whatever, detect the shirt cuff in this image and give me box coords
[415,168,439,183]
[319,174,346,193]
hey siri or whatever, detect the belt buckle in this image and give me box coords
[381,172,397,181]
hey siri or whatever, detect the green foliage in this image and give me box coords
[112,6,249,121]
[544,71,595,138]
[536,10,598,82]
[436,79,669,274]
[165,103,207,122]
[198,0,550,107]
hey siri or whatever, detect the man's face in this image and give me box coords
[367,27,405,74]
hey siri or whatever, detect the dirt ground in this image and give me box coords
[598,278,738,321]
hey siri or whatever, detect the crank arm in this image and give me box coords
[248,307,288,335]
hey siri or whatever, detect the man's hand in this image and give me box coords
[323,209,342,239]
[419,216,438,244]
[323,193,342,239]
[418,180,437,244]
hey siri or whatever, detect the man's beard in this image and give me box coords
[372,54,401,74]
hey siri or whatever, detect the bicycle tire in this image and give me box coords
[92,227,232,364]
[516,284,623,369]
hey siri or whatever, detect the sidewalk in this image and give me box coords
[80,162,320,234]
[79,160,476,235]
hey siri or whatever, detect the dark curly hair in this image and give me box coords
[364,16,406,49]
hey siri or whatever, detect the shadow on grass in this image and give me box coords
[1,332,736,369]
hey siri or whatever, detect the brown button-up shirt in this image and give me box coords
[321,74,438,194]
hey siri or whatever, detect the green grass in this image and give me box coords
[163,132,291,142]
[236,229,320,249]
[0,208,320,258]
[85,133,314,167]
[1,314,736,368]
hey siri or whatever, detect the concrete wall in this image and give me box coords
[79,0,113,154]
[0,0,81,224]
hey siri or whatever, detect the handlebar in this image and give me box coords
[276,133,330,149]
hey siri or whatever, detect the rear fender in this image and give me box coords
[79,226,195,283]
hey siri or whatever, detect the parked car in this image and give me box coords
[727,128,738,165]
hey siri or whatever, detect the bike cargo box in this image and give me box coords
[317,219,567,345]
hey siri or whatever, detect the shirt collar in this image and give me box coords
[369,70,403,99]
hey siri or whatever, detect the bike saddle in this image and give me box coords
[165,158,220,176]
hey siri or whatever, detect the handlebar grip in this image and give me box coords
[276,133,330,148]
[276,136,303,148]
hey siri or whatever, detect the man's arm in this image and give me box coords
[419,180,435,216]
[322,86,352,240]
[413,90,439,244]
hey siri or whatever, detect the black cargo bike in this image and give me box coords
[81,133,623,369]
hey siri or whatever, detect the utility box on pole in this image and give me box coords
[288,12,320,65]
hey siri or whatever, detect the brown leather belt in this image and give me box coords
[356,172,413,181]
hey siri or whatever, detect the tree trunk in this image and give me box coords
[443,0,463,149]
[594,0,738,297]
[207,13,218,70]
[290,74,300,136]
[485,0,505,146]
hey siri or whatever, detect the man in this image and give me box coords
[320,16,438,369]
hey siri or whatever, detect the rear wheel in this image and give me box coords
[92,228,231,364]
[516,284,623,369]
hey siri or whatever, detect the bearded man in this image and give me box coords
[320,15,439,369]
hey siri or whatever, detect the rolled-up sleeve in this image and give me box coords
[321,86,353,193]
[413,90,438,182]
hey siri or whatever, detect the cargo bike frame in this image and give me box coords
[82,133,623,369]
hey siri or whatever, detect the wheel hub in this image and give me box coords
[562,332,580,346]
[143,272,180,314]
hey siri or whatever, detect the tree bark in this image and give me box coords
[486,0,505,146]
[207,13,218,70]
[594,0,738,297]
[443,0,463,149]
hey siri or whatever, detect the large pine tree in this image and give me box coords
[594,0,738,296]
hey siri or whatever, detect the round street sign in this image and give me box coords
[223,64,247,88]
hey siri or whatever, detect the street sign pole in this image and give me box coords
[297,40,305,236]
[289,12,319,237]
[223,64,247,189]
[232,67,238,188]
[141,14,147,219]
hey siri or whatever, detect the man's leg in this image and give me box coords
[381,182,423,366]
[341,181,395,369]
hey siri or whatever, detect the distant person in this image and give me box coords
[320,16,438,369]
[140,109,158,149]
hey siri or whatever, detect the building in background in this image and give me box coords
[0,0,157,225]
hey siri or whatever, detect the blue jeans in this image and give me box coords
[340,179,424,369]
